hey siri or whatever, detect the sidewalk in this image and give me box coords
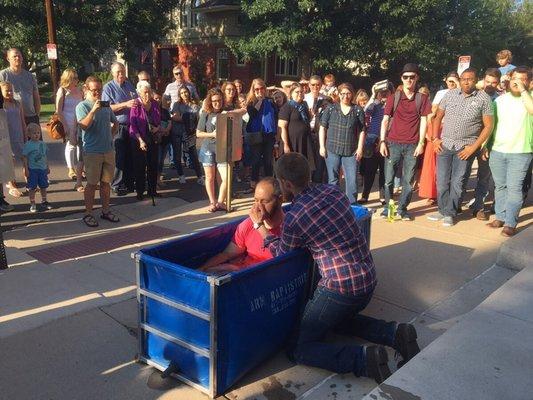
[0,188,531,399]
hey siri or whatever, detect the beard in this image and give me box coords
[484,86,496,96]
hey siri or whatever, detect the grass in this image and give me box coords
[40,103,55,123]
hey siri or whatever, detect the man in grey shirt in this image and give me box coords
[0,48,41,125]
[429,68,494,226]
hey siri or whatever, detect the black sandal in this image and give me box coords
[101,211,120,223]
[82,214,99,227]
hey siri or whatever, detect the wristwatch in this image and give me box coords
[253,221,264,230]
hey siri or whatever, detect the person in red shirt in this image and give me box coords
[199,177,283,273]
[379,63,432,220]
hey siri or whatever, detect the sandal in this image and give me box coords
[82,214,99,227]
[207,203,217,213]
[215,202,227,211]
[101,211,120,223]
[74,184,85,193]
[8,188,23,198]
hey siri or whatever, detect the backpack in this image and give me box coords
[46,88,66,141]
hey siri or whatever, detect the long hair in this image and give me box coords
[60,68,78,89]
[176,86,198,106]
[246,78,267,106]
[221,81,238,109]
[202,88,223,114]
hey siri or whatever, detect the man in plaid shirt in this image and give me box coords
[251,153,420,383]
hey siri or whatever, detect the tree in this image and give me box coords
[227,0,532,85]
[0,0,176,73]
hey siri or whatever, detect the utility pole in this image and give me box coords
[44,0,60,94]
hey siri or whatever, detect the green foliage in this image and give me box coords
[0,0,176,72]
[229,0,533,84]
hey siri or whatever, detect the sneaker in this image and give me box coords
[427,212,445,221]
[393,323,420,368]
[179,175,187,184]
[442,216,454,227]
[0,199,14,212]
[30,203,37,213]
[197,177,205,186]
[399,212,412,221]
[363,345,391,384]
[41,201,53,210]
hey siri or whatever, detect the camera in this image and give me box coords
[99,100,110,107]
[374,80,391,93]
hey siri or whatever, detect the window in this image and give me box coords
[180,2,188,28]
[217,48,229,80]
[180,0,200,28]
[275,55,299,77]
[191,0,200,27]
[235,54,246,67]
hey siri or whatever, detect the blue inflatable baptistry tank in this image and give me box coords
[135,205,372,397]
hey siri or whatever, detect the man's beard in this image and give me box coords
[282,189,294,203]
[485,86,496,96]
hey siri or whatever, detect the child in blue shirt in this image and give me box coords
[22,123,52,212]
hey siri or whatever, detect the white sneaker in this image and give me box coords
[179,175,187,184]
[197,177,205,186]
[427,212,445,221]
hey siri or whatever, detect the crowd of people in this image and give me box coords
[0,45,531,383]
[0,47,531,233]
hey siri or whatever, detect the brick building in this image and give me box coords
[153,0,304,96]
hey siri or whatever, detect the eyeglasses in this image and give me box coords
[88,88,101,93]
[225,88,235,92]
[460,77,476,82]
[339,92,352,96]
[174,71,183,75]
[402,75,416,80]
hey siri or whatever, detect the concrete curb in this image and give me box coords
[496,226,533,271]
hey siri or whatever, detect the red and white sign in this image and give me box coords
[457,55,471,75]
[46,44,57,60]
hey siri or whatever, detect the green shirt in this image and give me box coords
[491,92,533,154]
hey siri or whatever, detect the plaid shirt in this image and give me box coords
[266,184,377,296]
[320,103,365,156]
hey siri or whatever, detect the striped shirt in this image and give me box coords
[164,81,199,108]
[320,103,365,156]
[439,88,493,150]
[265,184,377,296]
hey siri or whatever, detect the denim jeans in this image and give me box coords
[471,153,493,212]
[436,146,475,217]
[489,151,533,228]
[170,130,185,176]
[325,152,358,204]
[291,286,396,376]
[383,142,418,213]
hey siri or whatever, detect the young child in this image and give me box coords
[22,123,52,212]
[0,81,26,197]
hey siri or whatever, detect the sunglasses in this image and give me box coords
[446,80,456,84]
[402,75,416,80]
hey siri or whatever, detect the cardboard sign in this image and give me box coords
[46,44,57,60]
[0,110,16,183]
[216,109,245,163]
[457,55,471,75]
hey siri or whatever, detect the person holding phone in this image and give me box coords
[76,76,119,228]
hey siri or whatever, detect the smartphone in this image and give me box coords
[99,100,110,107]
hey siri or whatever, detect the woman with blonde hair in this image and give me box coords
[56,68,84,190]
[355,89,370,108]
[244,78,278,190]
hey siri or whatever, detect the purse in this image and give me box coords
[46,88,66,141]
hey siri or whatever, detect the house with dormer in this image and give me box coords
[152,0,302,96]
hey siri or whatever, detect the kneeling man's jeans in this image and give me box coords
[489,151,533,228]
[437,146,475,217]
[291,286,396,376]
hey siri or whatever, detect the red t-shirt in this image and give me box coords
[231,217,281,268]
[384,91,431,144]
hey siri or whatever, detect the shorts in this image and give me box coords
[199,139,217,166]
[27,168,49,190]
[84,151,115,185]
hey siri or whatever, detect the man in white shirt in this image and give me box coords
[304,75,328,183]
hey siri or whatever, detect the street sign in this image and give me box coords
[215,110,245,163]
[457,55,471,75]
[46,43,57,60]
